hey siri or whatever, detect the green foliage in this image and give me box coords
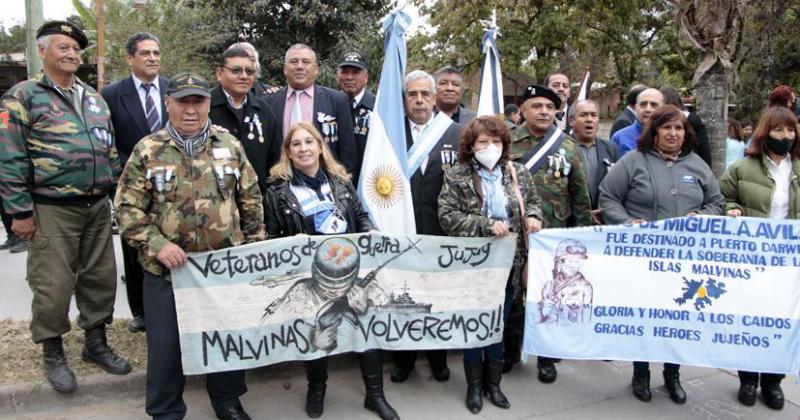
[409,0,676,103]
[732,0,800,121]
[0,24,26,53]
[206,0,390,87]
[69,0,238,83]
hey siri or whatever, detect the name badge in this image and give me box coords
[213,148,232,160]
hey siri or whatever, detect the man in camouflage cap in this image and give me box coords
[507,84,592,383]
[0,20,131,393]
[115,72,265,420]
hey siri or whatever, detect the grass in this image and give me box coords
[0,319,147,386]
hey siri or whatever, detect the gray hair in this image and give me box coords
[36,34,54,50]
[568,99,600,120]
[228,41,261,76]
[403,70,436,95]
[284,43,317,64]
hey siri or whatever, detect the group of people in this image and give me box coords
[0,20,797,420]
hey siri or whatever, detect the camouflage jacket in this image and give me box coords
[510,125,592,228]
[0,73,120,216]
[438,161,543,289]
[114,127,265,277]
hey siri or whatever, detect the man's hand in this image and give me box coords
[590,209,603,225]
[265,86,281,95]
[525,217,542,233]
[11,217,35,241]
[726,209,742,217]
[491,221,509,237]
[156,242,188,269]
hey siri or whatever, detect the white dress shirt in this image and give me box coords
[767,155,792,219]
[132,74,162,122]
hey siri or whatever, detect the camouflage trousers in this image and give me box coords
[27,199,117,343]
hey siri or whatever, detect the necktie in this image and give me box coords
[142,83,161,133]
[291,90,303,125]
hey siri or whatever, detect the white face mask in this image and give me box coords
[474,143,502,169]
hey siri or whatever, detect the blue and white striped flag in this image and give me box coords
[358,9,416,234]
[476,28,504,117]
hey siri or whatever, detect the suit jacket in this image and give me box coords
[209,86,282,195]
[350,89,376,184]
[102,74,168,166]
[405,117,463,235]
[578,138,618,209]
[610,107,636,139]
[265,84,358,175]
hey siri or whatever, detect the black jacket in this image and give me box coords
[101,75,169,166]
[350,89,376,183]
[610,107,636,139]
[687,111,712,168]
[209,86,282,194]
[265,85,358,175]
[404,117,463,235]
[264,174,373,238]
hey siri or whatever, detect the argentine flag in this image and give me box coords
[358,9,416,234]
[476,27,504,117]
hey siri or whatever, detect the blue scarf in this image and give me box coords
[475,163,509,220]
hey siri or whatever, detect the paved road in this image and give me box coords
[2,356,798,419]
[0,227,133,320]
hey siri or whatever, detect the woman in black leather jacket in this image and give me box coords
[263,122,398,420]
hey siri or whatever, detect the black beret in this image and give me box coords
[36,21,88,49]
[521,84,562,109]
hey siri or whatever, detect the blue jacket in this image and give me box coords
[610,119,643,159]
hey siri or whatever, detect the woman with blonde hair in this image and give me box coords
[263,122,398,420]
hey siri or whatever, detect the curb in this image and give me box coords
[0,356,362,416]
[0,369,148,416]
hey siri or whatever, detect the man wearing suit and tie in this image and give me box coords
[101,32,168,333]
[265,44,358,175]
[569,100,618,224]
[336,51,375,184]
[391,70,463,384]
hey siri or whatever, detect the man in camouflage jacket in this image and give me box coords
[0,21,130,393]
[507,84,592,383]
[114,72,264,420]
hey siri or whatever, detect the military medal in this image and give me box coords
[248,132,255,140]
[253,114,264,143]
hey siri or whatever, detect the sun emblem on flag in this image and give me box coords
[366,165,404,208]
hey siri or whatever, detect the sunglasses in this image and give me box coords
[224,66,256,76]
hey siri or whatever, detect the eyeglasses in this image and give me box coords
[223,66,256,76]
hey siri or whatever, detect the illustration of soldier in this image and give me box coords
[538,239,593,324]
[262,236,421,352]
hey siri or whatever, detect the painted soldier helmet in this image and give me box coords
[311,237,361,298]
[554,239,587,259]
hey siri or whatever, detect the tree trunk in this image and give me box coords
[694,61,728,177]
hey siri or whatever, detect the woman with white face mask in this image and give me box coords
[438,116,543,414]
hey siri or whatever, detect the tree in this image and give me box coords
[206,0,390,88]
[673,0,745,177]
[0,24,26,53]
[409,0,674,105]
[70,0,238,83]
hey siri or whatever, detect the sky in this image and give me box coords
[3,0,82,29]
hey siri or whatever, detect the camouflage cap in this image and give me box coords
[36,21,88,49]
[521,84,562,109]
[336,51,367,70]
[167,72,211,98]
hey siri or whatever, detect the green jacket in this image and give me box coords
[0,73,120,216]
[719,155,800,219]
[510,125,592,228]
[114,127,265,277]
[438,161,543,290]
